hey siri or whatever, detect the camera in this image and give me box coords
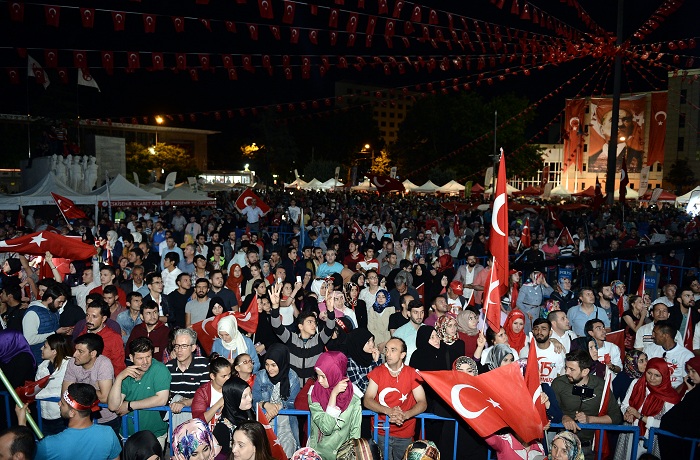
[572,385,594,399]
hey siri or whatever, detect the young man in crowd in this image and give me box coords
[126,299,170,357]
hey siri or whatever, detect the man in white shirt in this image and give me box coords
[527,318,565,384]
[585,318,622,374]
[452,254,483,300]
[287,199,301,226]
[185,216,201,241]
[161,252,182,295]
[240,198,266,234]
[635,302,683,350]
[392,300,425,362]
[72,258,101,311]
[643,320,694,388]
[548,310,577,353]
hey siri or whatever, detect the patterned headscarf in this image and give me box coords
[453,356,479,376]
[402,440,440,460]
[623,350,646,379]
[435,314,459,345]
[372,289,391,313]
[344,282,359,309]
[548,431,584,460]
[172,418,221,460]
[336,438,382,460]
[291,447,323,460]
[485,344,514,371]
[610,280,626,296]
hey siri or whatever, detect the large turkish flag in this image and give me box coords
[191,297,259,354]
[420,363,543,443]
[235,189,270,214]
[0,231,95,260]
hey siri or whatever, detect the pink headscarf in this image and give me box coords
[311,351,353,412]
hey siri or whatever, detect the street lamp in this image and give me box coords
[154,115,164,145]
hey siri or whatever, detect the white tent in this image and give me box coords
[158,184,216,205]
[613,186,639,200]
[284,178,308,189]
[351,179,377,191]
[677,186,700,204]
[321,178,345,189]
[302,178,326,190]
[0,173,93,210]
[548,185,572,199]
[436,180,466,194]
[402,180,419,192]
[91,174,163,207]
[412,180,439,194]
[483,182,519,196]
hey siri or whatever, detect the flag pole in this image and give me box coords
[0,368,44,439]
[105,170,112,221]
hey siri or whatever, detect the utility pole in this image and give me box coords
[606,0,624,205]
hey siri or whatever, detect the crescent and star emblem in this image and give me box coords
[491,193,507,236]
[372,177,389,188]
[31,233,47,247]
[378,387,408,406]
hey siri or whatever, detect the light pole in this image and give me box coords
[154,115,164,146]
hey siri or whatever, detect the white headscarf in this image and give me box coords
[217,316,248,354]
[310,279,327,301]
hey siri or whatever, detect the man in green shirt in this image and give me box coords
[108,337,171,448]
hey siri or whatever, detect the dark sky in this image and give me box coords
[1,0,698,161]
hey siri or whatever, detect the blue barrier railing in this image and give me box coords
[647,427,700,460]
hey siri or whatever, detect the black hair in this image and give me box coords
[100,265,116,277]
[66,382,98,417]
[210,356,232,375]
[123,430,163,460]
[164,251,180,265]
[145,272,162,286]
[140,299,159,315]
[221,377,255,425]
[129,337,155,356]
[584,318,605,336]
[2,283,21,302]
[126,291,143,304]
[86,298,110,319]
[565,348,594,371]
[74,333,104,356]
[130,248,144,259]
[653,320,677,339]
[407,299,423,311]
[297,311,317,328]
[0,426,36,459]
[103,284,118,297]
[532,317,551,329]
[42,284,66,303]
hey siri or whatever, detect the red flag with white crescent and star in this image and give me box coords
[520,217,531,248]
[482,263,502,333]
[421,363,543,442]
[524,334,549,426]
[192,297,259,354]
[234,189,270,214]
[367,174,404,193]
[490,150,509,283]
[352,219,365,239]
[256,404,288,460]
[0,231,96,260]
[51,192,88,220]
[17,206,25,229]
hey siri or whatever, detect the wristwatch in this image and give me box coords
[127,401,133,412]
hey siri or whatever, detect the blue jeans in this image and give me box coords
[378,434,412,460]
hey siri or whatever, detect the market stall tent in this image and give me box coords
[436,180,466,194]
[0,173,93,210]
[677,186,700,204]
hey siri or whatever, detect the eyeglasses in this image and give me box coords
[237,359,253,365]
[173,344,193,350]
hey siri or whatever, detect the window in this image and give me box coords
[389,112,395,118]
[679,113,686,128]
[678,137,685,151]
[398,103,403,109]
[381,112,386,117]
[656,163,663,172]
[584,144,588,152]
[630,184,635,189]
[582,162,587,171]
[582,183,586,189]
[380,121,386,127]
[680,89,687,104]
[398,113,403,119]
[380,130,387,137]
[389,122,395,128]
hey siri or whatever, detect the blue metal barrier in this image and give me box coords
[547,422,641,460]
[0,391,10,429]
[647,427,700,459]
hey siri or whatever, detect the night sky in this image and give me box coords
[1,0,698,166]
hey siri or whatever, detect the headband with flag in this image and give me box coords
[62,389,100,412]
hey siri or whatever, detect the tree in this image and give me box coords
[370,150,392,175]
[665,159,696,194]
[126,142,200,184]
[392,92,543,183]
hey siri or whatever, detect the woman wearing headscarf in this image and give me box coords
[456,308,483,358]
[225,264,245,307]
[483,343,515,371]
[206,296,230,319]
[435,314,465,367]
[308,351,362,460]
[548,431,584,460]
[612,350,648,402]
[122,430,162,460]
[345,328,382,393]
[344,282,368,329]
[616,357,681,459]
[402,440,440,460]
[213,377,255,460]
[366,289,394,349]
[659,356,700,459]
[336,438,382,460]
[252,342,301,458]
[503,309,528,357]
[174,417,222,460]
[516,271,553,335]
[451,357,490,459]
[211,316,260,373]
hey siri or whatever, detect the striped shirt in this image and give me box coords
[166,355,210,401]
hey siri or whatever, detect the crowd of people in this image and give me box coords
[1,188,700,460]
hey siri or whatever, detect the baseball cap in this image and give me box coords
[449,281,463,295]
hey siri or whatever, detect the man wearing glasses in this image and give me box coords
[166,328,210,426]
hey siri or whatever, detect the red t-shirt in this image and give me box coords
[79,326,126,376]
[89,285,127,306]
[367,364,421,439]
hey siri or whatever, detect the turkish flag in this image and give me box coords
[102,51,114,75]
[557,227,575,246]
[0,231,96,260]
[619,157,629,205]
[593,175,605,211]
[282,0,295,23]
[547,206,564,230]
[352,220,365,239]
[235,189,270,214]
[192,298,259,354]
[524,335,549,426]
[367,174,404,193]
[617,295,625,319]
[80,8,94,28]
[258,0,273,19]
[491,150,509,282]
[16,375,51,404]
[421,364,543,442]
[112,11,126,31]
[51,192,88,220]
[256,404,289,460]
[8,2,24,22]
[45,5,60,27]
[482,261,502,333]
[143,14,157,33]
[521,217,531,248]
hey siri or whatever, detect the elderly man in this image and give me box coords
[166,328,210,426]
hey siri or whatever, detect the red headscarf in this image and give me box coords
[311,351,354,412]
[504,309,526,352]
[629,357,681,433]
[438,254,454,272]
[225,264,244,306]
